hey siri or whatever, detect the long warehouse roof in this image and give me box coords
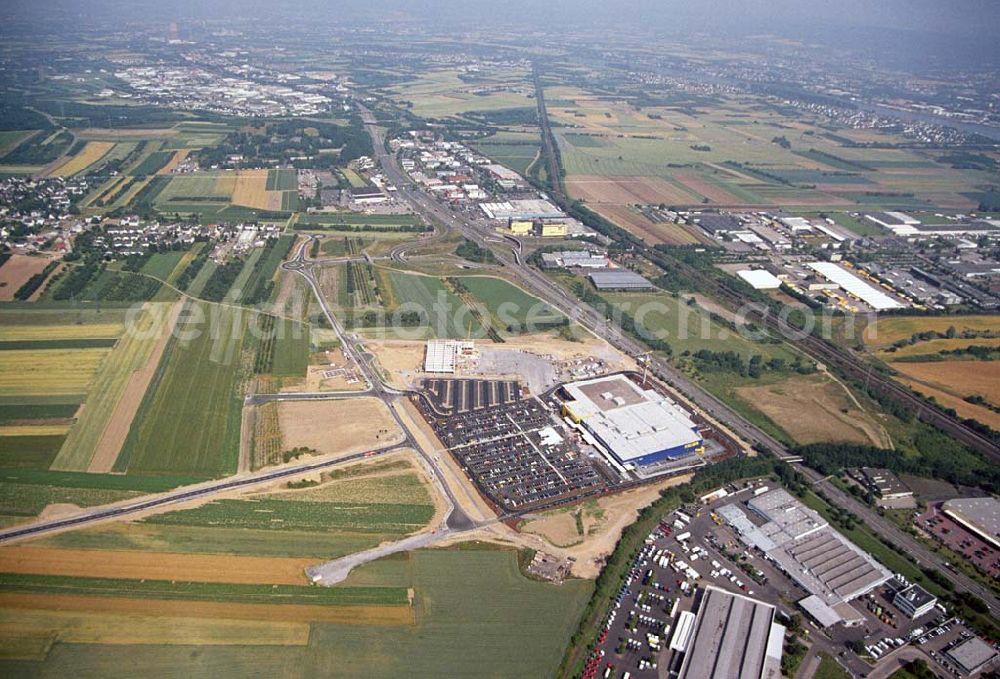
[807,261,903,310]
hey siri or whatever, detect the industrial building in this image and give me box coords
[672,586,784,679]
[942,497,1000,550]
[693,214,743,237]
[560,374,703,471]
[737,269,782,290]
[348,186,388,204]
[945,637,998,676]
[540,250,608,269]
[892,584,937,619]
[850,467,914,508]
[423,339,475,373]
[807,261,904,310]
[588,270,655,291]
[863,211,922,236]
[718,488,892,627]
[478,199,565,221]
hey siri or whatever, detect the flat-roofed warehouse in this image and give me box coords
[561,374,703,469]
[719,488,892,626]
[806,261,904,311]
[674,586,784,679]
[945,637,998,676]
[943,497,1000,550]
[588,270,655,291]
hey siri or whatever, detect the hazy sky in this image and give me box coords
[8,0,1000,38]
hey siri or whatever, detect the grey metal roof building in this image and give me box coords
[943,497,1000,550]
[722,488,892,626]
[677,586,784,679]
[945,637,998,675]
[588,270,655,291]
[694,214,743,235]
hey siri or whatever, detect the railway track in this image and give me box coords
[528,65,999,463]
[645,248,1000,461]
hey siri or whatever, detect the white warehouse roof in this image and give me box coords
[737,269,782,290]
[807,262,904,311]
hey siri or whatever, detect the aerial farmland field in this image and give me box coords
[548,88,994,215]
[115,301,247,477]
[51,302,182,473]
[456,275,565,335]
[49,141,115,177]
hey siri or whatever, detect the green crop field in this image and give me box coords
[313,548,592,678]
[139,251,187,280]
[3,547,591,679]
[0,482,144,519]
[0,573,406,606]
[144,498,434,534]
[0,339,117,350]
[0,435,66,469]
[266,168,298,191]
[0,467,197,522]
[470,132,541,175]
[146,472,435,533]
[0,403,78,423]
[51,303,176,472]
[115,301,245,477]
[549,88,993,216]
[603,292,797,362]
[238,235,294,305]
[129,150,174,176]
[369,270,481,339]
[457,276,564,334]
[340,168,367,187]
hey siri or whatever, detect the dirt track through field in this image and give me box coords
[87,300,184,473]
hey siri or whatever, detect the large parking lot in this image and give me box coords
[414,392,619,512]
[916,504,1000,579]
[579,483,999,679]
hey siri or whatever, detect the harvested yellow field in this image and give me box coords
[51,141,114,177]
[0,609,309,649]
[892,360,1000,403]
[0,546,315,585]
[231,169,270,209]
[0,424,71,436]
[214,173,237,195]
[0,349,110,396]
[864,315,1000,349]
[881,337,1000,358]
[736,373,891,447]
[277,397,404,459]
[157,148,189,175]
[895,377,1000,430]
[0,593,414,626]
[0,322,123,341]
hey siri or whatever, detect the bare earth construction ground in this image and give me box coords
[277,398,404,457]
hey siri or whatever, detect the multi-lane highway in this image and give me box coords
[281,235,475,532]
[0,443,407,544]
[358,104,999,614]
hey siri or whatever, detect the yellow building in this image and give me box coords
[540,222,568,237]
[509,220,534,235]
